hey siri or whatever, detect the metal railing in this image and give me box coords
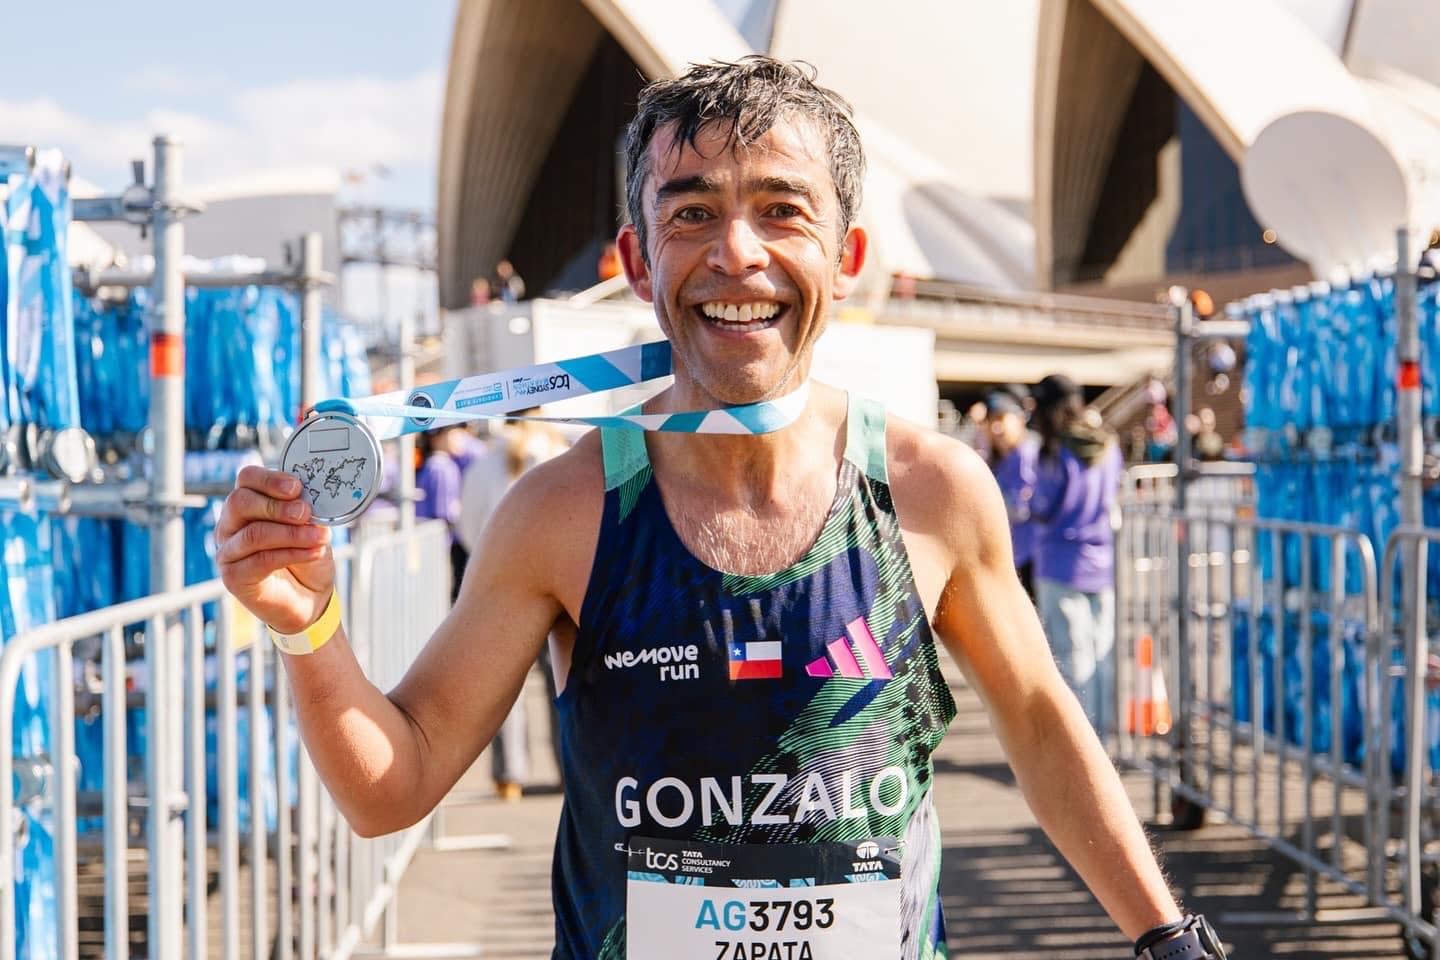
[1,520,470,960]
[1378,527,1440,954]
[893,277,1173,330]
[1116,471,1440,955]
[1119,500,1380,901]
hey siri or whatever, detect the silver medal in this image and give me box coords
[280,411,382,526]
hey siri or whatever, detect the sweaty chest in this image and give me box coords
[668,503,833,576]
[658,475,839,577]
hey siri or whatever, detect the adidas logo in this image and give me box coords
[805,617,893,680]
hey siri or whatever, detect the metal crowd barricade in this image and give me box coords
[1378,527,1440,956]
[0,519,476,960]
[1114,465,1424,936]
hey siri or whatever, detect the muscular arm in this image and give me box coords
[218,444,598,837]
[892,428,1180,940]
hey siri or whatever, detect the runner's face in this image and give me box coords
[618,118,866,405]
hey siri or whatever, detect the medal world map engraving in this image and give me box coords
[292,456,368,505]
[279,412,382,526]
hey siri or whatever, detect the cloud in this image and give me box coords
[0,67,442,204]
[0,97,152,178]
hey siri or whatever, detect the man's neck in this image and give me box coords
[645,380,843,506]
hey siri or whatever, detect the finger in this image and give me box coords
[219,547,331,591]
[217,487,314,539]
[235,464,305,500]
[217,519,328,566]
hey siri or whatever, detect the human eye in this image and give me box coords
[767,202,803,219]
[674,205,712,224]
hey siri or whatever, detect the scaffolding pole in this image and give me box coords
[1168,286,1249,816]
[1395,227,1430,926]
[149,135,187,596]
[147,133,187,960]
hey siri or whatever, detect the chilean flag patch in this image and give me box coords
[729,640,782,680]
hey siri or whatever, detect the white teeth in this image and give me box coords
[699,301,781,324]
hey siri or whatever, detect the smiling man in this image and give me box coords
[217,57,1223,960]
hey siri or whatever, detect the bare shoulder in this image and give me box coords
[886,418,1000,525]
[885,416,1010,567]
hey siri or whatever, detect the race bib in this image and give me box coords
[626,836,900,960]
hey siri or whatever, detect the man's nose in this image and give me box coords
[708,216,769,274]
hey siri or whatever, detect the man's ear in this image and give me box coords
[617,224,653,303]
[833,224,868,300]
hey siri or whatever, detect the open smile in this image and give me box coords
[696,300,786,334]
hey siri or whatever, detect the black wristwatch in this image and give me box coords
[1134,914,1227,960]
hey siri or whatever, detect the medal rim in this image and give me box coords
[280,411,382,526]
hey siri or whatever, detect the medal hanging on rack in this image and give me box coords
[281,340,810,526]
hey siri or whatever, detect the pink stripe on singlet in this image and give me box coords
[847,617,893,679]
[805,657,834,678]
[826,636,866,679]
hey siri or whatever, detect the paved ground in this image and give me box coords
[382,659,1409,959]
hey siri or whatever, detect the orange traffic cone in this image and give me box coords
[1126,634,1173,736]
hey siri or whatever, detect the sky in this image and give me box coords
[0,0,456,209]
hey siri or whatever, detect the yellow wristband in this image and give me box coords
[269,588,341,656]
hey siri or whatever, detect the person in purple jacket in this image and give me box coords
[984,389,1039,597]
[1029,373,1124,736]
[416,423,474,602]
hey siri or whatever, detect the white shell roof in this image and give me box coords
[1039,0,1440,278]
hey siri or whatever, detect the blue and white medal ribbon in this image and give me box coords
[282,340,809,525]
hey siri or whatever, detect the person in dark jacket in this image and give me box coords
[1029,374,1123,735]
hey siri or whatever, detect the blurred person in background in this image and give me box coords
[1125,424,1149,463]
[1191,406,1225,461]
[459,413,568,801]
[416,423,475,602]
[494,259,526,303]
[470,277,492,306]
[1002,382,1034,417]
[1029,374,1124,736]
[1142,379,1177,462]
[962,399,990,458]
[984,388,1038,598]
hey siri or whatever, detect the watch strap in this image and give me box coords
[1139,930,1207,960]
[1137,915,1225,960]
[268,588,341,655]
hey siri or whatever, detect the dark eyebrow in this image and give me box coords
[653,173,824,209]
[654,174,720,206]
[749,176,822,208]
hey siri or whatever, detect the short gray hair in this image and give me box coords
[623,56,865,261]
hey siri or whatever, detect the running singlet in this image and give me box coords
[553,393,958,959]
